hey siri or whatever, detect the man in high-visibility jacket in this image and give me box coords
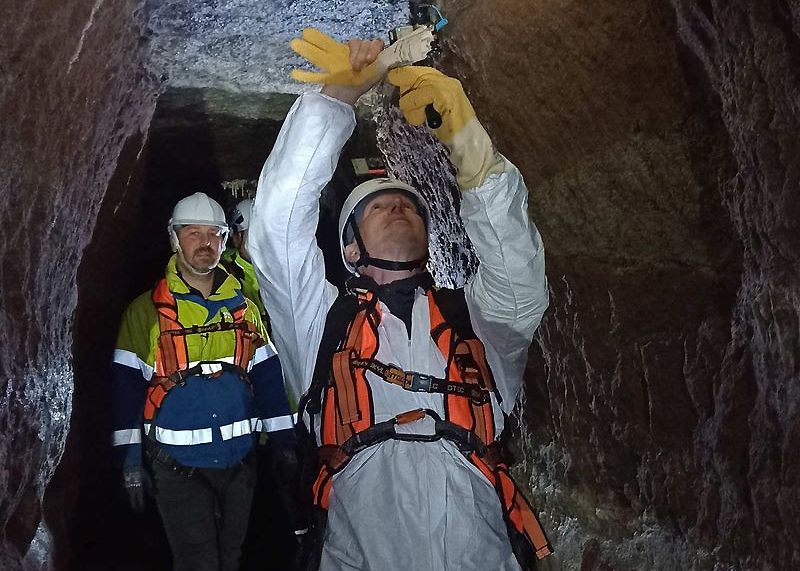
[109,192,299,571]
[248,32,551,570]
[222,198,270,329]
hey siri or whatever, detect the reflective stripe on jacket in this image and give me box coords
[109,254,295,469]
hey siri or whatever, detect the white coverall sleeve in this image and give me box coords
[248,92,356,402]
[461,158,548,414]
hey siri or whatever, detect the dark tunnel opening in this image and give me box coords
[49,88,383,570]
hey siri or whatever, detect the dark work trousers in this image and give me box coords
[150,454,256,571]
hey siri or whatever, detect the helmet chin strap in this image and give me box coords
[350,218,427,272]
[176,245,216,276]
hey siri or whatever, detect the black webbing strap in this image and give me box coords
[161,320,252,338]
[144,436,197,478]
[167,361,249,386]
[321,408,488,473]
[350,357,491,405]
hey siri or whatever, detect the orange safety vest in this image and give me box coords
[309,285,552,560]
[143,278,259,422]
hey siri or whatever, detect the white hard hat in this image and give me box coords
[338,177,429,274]
[230,198,253,233]
[167,192,228,251]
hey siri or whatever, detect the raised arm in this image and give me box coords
[248,93,352,402]
[461,162,548,412]
[249,32,385,401]
[388,67,548,411]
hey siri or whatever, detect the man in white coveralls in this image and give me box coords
[249,29,552,570]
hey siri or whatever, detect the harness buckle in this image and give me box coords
[408,372,433,392]
[469,388,491,406]
[168,370,188,386]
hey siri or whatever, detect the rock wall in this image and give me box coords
[443,0,799,568]
[0,0,156,567]
[668,1,800,566]
[145,0,409,95]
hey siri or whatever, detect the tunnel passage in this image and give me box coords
[6,1,800,569]
[50,87,384,570]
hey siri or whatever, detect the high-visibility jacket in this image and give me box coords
[249,93,549,570]
[110,255,296,469]
[221,248,269,327]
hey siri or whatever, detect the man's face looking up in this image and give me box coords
[345,191,428,267]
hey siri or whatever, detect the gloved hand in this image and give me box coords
[290,28,384,86]
[122,465,151,513]
[387,66,505,189]
[387,66,475,144]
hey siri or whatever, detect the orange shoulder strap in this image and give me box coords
[428,292,496,446]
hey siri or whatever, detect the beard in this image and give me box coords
[181,247,219,275]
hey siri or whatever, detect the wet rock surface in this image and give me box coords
[444,1,799,568]
[2,0,799,569]
[0,0,156,568]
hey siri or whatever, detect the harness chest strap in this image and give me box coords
[144,278,258,422]
[318,286,498,458]
[350,356,491,404]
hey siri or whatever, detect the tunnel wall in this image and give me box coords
[443,1,799,568]
[0,0,156,567]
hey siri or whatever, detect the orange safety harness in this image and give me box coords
[143,278,259,422]
[301,279,552,561]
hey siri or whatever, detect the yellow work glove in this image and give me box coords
[290,28,379,86]
[387,66,474,144]
[387,66,505,189]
